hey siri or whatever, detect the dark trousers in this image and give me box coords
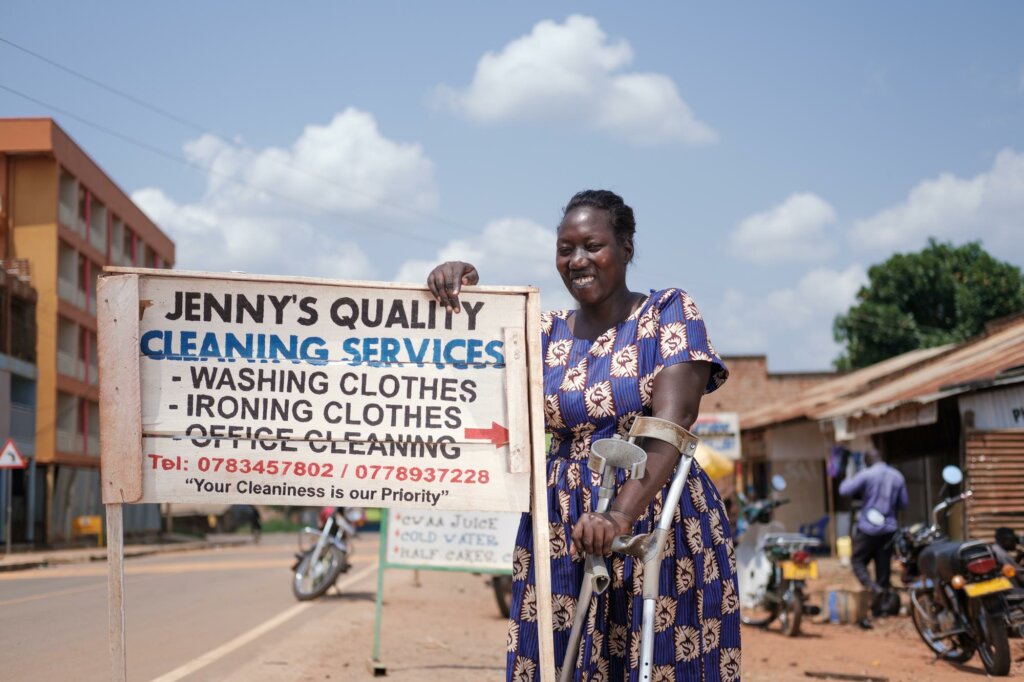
[852,530,896,591]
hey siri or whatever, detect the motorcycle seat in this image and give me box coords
[763,533,822,548]
[918,539,990,581]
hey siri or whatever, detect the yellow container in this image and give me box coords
[836,535,852,566]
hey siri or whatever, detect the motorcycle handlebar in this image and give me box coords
[930,490,973,527]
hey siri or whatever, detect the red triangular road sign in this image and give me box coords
[0,439,27,469]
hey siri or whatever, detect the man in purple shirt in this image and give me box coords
[839,449,909,600]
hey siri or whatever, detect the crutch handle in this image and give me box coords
[611,533,651,559]
[586,553,612,595]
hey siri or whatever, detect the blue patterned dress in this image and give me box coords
[505,288,741,682]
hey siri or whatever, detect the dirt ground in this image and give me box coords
[743,612,1024,682]
[740,557,1024,682]
[222,558,1024,682]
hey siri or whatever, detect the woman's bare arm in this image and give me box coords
[571,360,711,556]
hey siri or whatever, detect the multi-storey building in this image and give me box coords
[0,258,37,544]
[0,118,175,543]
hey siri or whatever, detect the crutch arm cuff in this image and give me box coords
[627,416,699,455]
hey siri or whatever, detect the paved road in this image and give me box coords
[0,533,384,681]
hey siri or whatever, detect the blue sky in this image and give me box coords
[4,2,1023,370]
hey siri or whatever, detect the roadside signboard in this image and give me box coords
[1,438,27,557]
[384,508,520,572]
[98,269,555,681]
[692,412,741,460]
[0,439,27,469]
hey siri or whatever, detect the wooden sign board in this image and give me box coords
[100,269,537,512]
[98,268,555,681]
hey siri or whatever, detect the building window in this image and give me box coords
[59,170,77,229]
[89,196,107,254]
[57,317,82,381]
[76,186,89,239]
[86,400,100,456]
[111,217,124,265]
[56,391,81,454]
[57,241,83,308]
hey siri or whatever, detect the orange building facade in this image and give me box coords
[0,118,174,542]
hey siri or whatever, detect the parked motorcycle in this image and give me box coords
[292,506,363,601]
[736,475,822,636]
[491,574,513,618]
[991,528,1024,638]
[894,465,1021,676]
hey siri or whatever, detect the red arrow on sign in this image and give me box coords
[464,422,509,448]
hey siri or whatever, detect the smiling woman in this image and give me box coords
[427,190,738,682]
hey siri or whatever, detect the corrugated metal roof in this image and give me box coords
[741,344,953,430]
[820,318,1024,420]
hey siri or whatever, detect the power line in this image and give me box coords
[0,83,447,247]
[0,36,209,134]
[0,35,494,237]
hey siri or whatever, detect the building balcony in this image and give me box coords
[57,351,85,381]
[58,279,86,309]
[58,204,76,229]
[89,230,107,254]
[56,428,81,454]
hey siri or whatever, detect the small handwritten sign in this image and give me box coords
[385,508,520,572]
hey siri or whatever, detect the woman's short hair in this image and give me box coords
[562,189,636,260]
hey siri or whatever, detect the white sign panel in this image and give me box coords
[693,412,740,460]
[385,508,521,572]
[101,271,539,512]
[0,439,27,469]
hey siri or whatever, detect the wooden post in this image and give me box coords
[525,291,556,681]
[97,274,143,504]
[106,503,126,682]
[823,434,837,557]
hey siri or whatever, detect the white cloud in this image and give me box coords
[133,109,439,279]
[394,217,575,311]
[850,149,1024,260]
[433,15,717,146]
[713,264,867,369]
[729,192,838,263]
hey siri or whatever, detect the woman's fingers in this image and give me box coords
[426,261,477,312]
[572,513,617,556]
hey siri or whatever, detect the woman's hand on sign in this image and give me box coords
[427,261,479,313]
[572,510,633,557]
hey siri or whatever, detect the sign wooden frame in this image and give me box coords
[98,268,555,681]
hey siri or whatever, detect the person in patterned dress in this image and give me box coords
[427,190,740,682]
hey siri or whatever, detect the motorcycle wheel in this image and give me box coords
[909,590,976,663]
[977,609,1011,676]
[292,545,347,601]
[491,575,512,619]
[779,589,803,637]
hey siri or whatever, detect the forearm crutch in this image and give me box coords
[558,433,647,682]
[559,417,699,682]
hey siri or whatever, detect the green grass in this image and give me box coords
[257,518,306,534]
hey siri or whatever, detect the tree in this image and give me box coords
[833,239,1024,369]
